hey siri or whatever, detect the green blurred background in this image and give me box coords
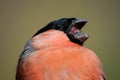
[0,0,120,80]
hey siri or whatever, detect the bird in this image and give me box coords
[16,18,105,80]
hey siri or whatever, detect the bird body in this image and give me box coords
[16,18,105,80]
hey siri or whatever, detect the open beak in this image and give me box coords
[69,19,88,42]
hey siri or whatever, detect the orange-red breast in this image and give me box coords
[16,18,105,80]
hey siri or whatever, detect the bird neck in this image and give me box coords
[20,30,80,59]
[31,30,71,48]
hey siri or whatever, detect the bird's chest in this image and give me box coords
[18,47,101,80]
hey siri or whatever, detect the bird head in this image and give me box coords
[33,18,88,45]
